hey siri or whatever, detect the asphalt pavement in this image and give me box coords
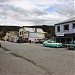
[0,48,47,75]
[0,41,75,75]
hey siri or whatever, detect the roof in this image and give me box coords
[37,29,45,33]
[29,33,44,38]
[55,17,75,25]
[24,27,45,33]
[24,27,34,32]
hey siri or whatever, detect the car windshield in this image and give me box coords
[74,41,75,44]
[70,41,75,44]
[47,40,56,43]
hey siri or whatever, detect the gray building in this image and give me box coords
[55,17,75,44]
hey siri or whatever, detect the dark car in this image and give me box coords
[17,38,24,43]
[34,39,44,44]
[66,41,75,50]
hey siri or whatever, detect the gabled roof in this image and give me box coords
[55,17,75,25]
[37,29,45,33]
[24,27,45,33]
[24,27,34,32]
[29,33,44,38]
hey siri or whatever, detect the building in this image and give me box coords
[55,17,75,44]
[0,26,19,39]
[5,31,19,42]
[19,27,24,38]
[19,26,45,42]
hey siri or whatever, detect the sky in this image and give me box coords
[0,0,74,26]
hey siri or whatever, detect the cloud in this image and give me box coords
[0,3,48,25]
[54,0,74,17]
[0,0,9,3]
[0,0,74,26]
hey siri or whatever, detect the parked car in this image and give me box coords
[66,41,75,50]
[0,40,1,47]
[17,38,24,43]
[34,39,44,44]
[43,40,62,47]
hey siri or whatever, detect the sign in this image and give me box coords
[56,33,64,36]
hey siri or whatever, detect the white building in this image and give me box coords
[55,17,75,44]
[19,27,45,42]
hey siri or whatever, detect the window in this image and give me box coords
[70,41,75,44]
[72,23,75,29]
[22,31,23,35]
[20,32,21,35]
[57,26,60,32]
[64,25,69,31]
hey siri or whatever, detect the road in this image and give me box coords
[0,48,46,75]
[0,41,75,75]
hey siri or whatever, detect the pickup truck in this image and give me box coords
[66,41,75,50]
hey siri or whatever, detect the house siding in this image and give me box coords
[19,27,45,42]
[55,21,75,44]
[55,22,75,35]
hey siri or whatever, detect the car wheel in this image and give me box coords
[0,45,1,47]
[74,48,75,51]
[66,47,69,50]
[43,44,45,47]
[45,45,47,47]
[72,47,74,50]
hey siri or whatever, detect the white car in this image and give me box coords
[0,40,1,47]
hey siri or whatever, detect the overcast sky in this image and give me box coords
[0,0,74,26]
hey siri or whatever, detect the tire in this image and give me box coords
[74,47,75,51]
[72,47,74,50]
[66,47,69,50]
[45,45,47,47]
[0,45,1,47]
